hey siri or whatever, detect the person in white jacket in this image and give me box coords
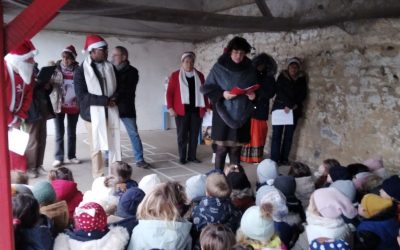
[288,162,315,210]
[127,181,192,250]
[305,188,357,247]
[53,202,129,250]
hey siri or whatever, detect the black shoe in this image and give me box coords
[179,159,187,165]
[187,158,202,163]
[136,161,151,169]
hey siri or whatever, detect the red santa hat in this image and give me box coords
[82,34,107,53]
[4,40,38,63]
[62,45,77,58]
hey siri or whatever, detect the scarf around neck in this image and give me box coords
[178,68,205,108]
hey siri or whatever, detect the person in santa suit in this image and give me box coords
[74,34,121,178]
[3,40,37,172]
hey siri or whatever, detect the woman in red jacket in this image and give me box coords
[166,52,209,164]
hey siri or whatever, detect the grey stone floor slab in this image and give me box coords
[27,129,289,192]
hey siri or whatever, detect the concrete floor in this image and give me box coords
[30,129,270,192]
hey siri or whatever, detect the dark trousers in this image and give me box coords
[215,145,242,171]
[25,117,47,170]
[175,112,202,161]
[270,120,298,163]
[54,112,79,161]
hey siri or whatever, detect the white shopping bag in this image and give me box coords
[8,127,29,155]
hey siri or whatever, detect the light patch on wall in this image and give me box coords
[320,126,342,146]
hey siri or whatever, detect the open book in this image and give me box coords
[229,84,260,95]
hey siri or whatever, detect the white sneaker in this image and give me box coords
[67,158,81,164]
[52,160,62,168]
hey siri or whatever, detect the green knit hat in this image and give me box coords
[32,181,56,205]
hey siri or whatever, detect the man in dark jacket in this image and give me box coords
[25,63,55,178]
[270,57,307,165]
[112,46,150,169]
[74,34,121,178]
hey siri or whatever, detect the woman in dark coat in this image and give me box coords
[202,37,257,170]
[241,53,276,163]
[270,57,307,165]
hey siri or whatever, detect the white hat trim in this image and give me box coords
[86,40,107,53]
[4,50,38,64]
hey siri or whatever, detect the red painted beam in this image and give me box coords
[0,3,14,250]
[1,1,69,249]
[5,0,68,53]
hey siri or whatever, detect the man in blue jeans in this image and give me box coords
[112,46,151,169]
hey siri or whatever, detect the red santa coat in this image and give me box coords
[3,62,34,171]
[166,69,209,118]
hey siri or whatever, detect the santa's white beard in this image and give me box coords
[11,60,34,84]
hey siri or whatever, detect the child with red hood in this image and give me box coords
[49,167,83,219]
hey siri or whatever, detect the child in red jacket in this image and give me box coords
[48,167,83,219]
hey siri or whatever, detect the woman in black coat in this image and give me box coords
[270,57,307,165]
[202,37,257,170]
[241,53,276,163]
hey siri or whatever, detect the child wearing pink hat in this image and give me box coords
[305,188,357,247]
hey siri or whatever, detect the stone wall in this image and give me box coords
[194,18,400,171]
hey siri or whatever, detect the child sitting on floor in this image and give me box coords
[13,193,54,250]
[192,172,242,233]
[314,158,341,189]
[380,175,400,223]
[200,224,236,250]
[138,173,161,195]
[256,159,278,190]
[236,204,287,250]
[184,174,207,220]
[32,181,69,233]
[54,202,129,250]
[107,161,138,196]
[305,187,357,246]
[48,167,83,220]
[273,176,305,225]
[10,170,29,184]
[225,164,255,212]
[357,193,399,250]
[127,182,192,250]
[81,177,119,215]
[287,161,315,210]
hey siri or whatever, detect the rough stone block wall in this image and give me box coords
[194,19,400,171]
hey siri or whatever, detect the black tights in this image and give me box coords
[214,145,242,171]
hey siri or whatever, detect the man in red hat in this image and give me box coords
[74,34,121,178]
[3,40,37,171]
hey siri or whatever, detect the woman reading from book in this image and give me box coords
[202,36,257,170]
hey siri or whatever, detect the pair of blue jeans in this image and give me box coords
[121,117,144,162]
[54,113,79,161]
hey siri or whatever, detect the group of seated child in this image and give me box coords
[10,155,400,250]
